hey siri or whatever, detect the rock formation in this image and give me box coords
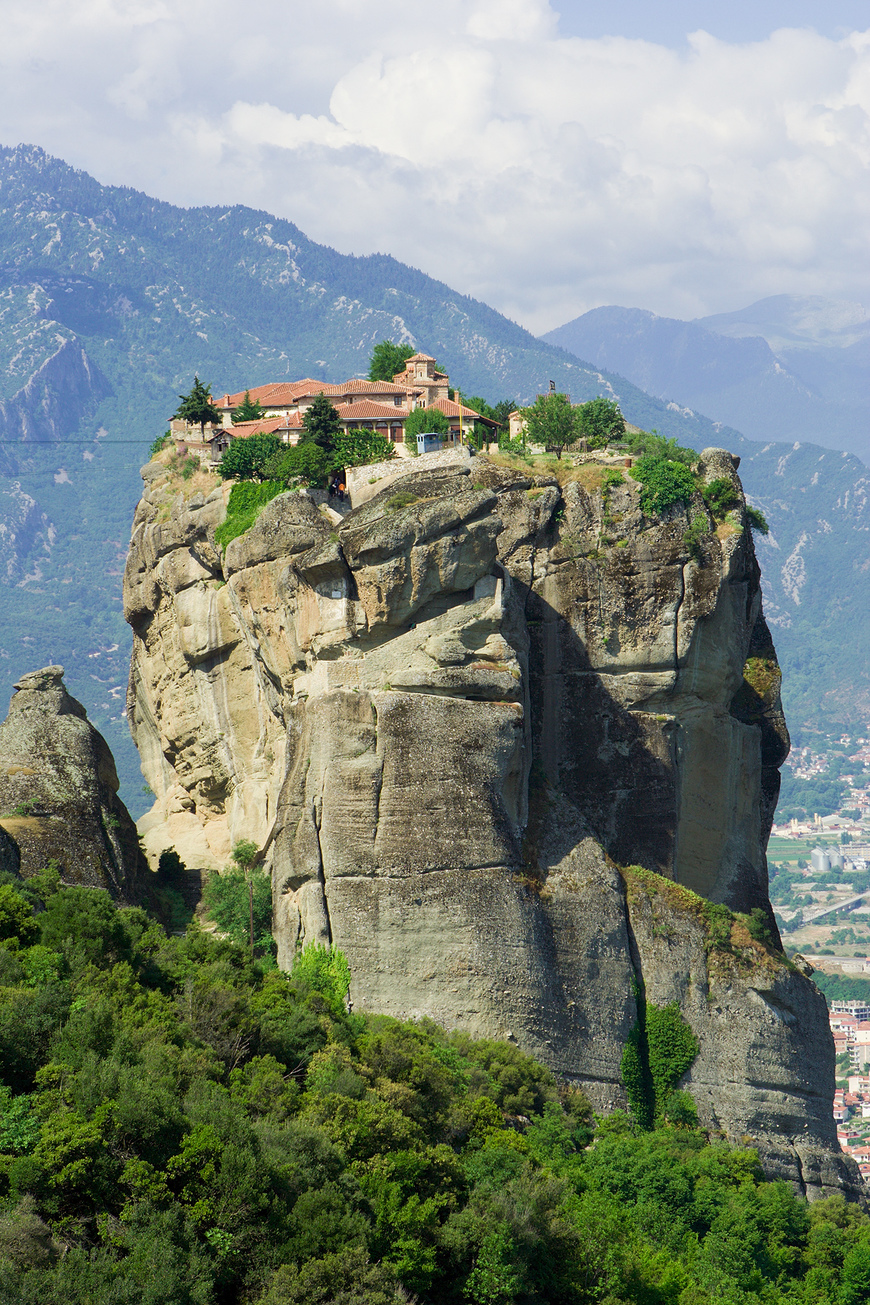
[0,666,144,898]
[123,447,853,1197]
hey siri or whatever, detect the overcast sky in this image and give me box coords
[0,0,867,333]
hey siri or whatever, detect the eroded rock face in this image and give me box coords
[123,449,856,1196]
[0,666,144,898]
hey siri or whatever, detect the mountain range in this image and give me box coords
[0,142,866,811]
[541,297,869,465]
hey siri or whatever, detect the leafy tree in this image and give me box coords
[232,390,264,423]
[202,844,273,960]
[333,428,395,468]
[0,885,38,945]
[219,433,282,481]
[301,394,342,453]
[266,442,333,488]
[576,396,626,449]
[172,376,221,435]
[255,1247,404,1304]
[621,428,696,464]
[520,392,580,456]
[289,944,351,1016]
[404,405,449,452]
[368,341,415,383]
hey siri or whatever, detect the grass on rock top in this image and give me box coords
[214,480,286,549]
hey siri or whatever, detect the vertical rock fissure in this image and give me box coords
[312,772,333,947]
[670,560,688,688]
[370,697,383,854]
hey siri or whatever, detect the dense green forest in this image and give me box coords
[0,869,868,1304]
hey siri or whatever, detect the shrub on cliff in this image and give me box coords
[214,480,285,549]
[634,453,697,516]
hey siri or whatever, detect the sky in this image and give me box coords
[0,0,867,333]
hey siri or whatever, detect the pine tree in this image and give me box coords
[301,393,342,453]
[232,390,264,423]
[172,376,221,434]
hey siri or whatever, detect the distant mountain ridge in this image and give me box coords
[0,143,866,808]
[542,298,869,465]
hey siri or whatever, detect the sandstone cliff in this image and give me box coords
[123,447,852,1197]
[0,666,145,898]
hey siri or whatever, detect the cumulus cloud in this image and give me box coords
[0,0,866,331]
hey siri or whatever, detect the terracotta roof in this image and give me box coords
[338,379,410,395]
[219,381,325,407]
[230,415,301,437]
[427,398,499,426]
[335,401,409,421]
[220,376,425,408]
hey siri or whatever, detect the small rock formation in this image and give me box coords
[123,449,854,1197]
[0,666,144,898]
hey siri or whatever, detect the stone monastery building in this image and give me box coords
[171,354,496,459]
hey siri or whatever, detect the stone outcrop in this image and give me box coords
[0,666,145,898]
[123,448,854,1197]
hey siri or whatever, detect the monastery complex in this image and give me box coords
[171,353,498,460]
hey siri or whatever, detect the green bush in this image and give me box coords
[634,455,697,516]
[334,428,395,468]
[149,431,172,457]
[289,944,351,1015]
[404,406,450,454]
[746,503,770,534]
[386,491,419,511]
[702,476,740,518]
[621,428,696,464]
[683,514,708,560]
[214,480,285,549]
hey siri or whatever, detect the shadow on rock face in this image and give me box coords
[123,449,857,1197]
[0,666,146,900]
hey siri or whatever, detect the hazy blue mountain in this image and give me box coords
[0,144,866,813]
[542,299,869,464]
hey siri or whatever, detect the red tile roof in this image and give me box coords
[230,415,301,437]
[337,379,410,395]
[334,400,409,421]
[220,378,422,409]
[427,398,499,426]
[219,381,325,407]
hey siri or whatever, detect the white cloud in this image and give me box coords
[0,0,866,331]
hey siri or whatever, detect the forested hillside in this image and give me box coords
[0,870,869,1304]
